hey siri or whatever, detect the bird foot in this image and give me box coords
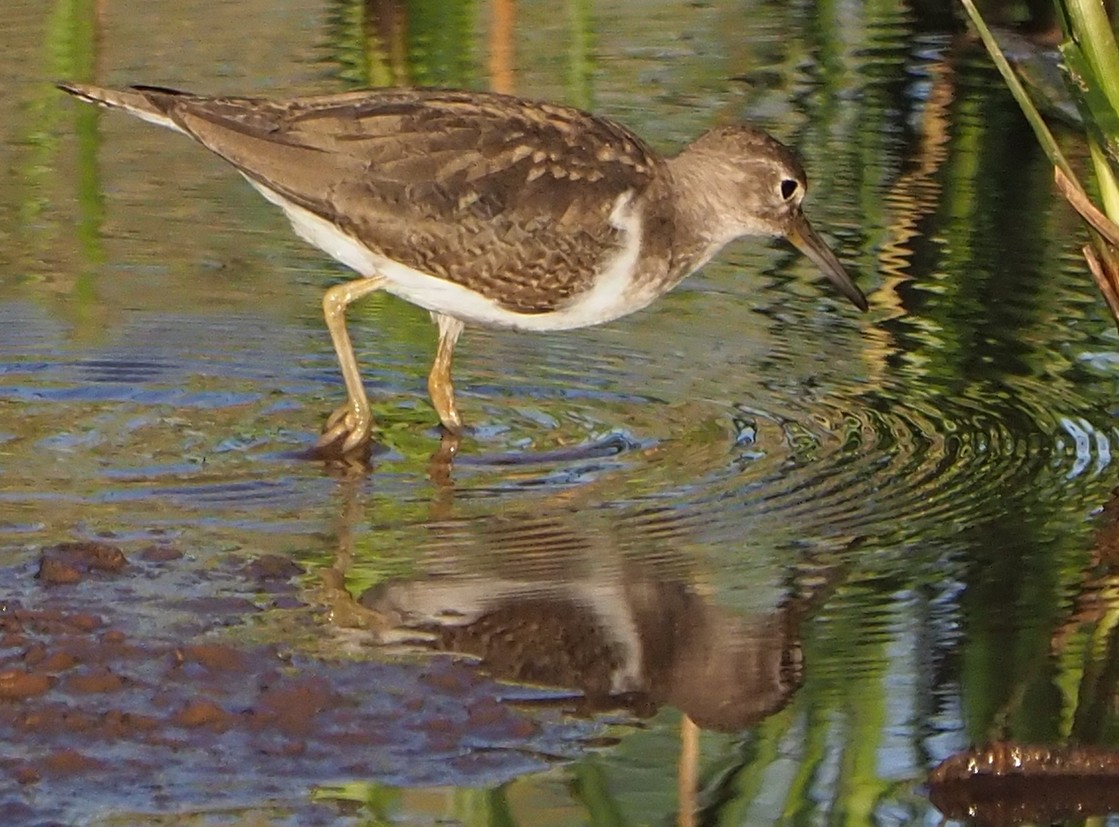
[312,402,374,458]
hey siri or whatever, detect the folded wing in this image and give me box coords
[136,87,664,312]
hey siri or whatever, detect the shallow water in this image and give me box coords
[4,0,1119,824]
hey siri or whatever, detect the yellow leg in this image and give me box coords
[316,275,388,453]
[427,313,465,433]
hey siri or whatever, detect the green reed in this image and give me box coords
[961,0,1119,323]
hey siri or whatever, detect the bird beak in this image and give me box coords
[786,211,868,311]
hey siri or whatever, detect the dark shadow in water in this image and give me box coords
[930,742,1119,826]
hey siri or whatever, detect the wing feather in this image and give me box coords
[143,88,663,312]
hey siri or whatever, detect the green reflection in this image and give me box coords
[8,0,1119,824]
[326,0,479,89]
[16,0,103,310]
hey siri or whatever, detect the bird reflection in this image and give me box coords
[319,505,841,734]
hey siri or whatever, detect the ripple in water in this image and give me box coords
[652,386,1119,550]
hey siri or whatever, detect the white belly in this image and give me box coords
[245,177,659,332]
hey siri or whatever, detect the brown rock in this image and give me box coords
[40,748,103,775]
[65,667,127,694]
[0,669,51,699]
[173,700,232,730]
[36,542,127,585]
[243,554,304,583]
[138,545,183,563]
[174,643,248,673]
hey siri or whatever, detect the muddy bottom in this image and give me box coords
[0,542,602,825]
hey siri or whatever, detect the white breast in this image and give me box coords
[246,177,660,332]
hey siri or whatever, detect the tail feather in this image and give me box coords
[56,82,187,133]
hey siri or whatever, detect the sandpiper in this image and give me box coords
[58,83,868,455]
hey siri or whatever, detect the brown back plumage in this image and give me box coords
[119,86,669,313]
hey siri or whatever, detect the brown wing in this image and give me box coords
[136,87,663,313]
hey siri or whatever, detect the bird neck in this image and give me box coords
[660,147,745,283]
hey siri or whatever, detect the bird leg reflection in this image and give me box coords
[427,432,461,499]
[677,714,699,827]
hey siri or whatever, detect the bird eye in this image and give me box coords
[780,179,799,201]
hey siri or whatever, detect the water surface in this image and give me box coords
[3,0,1119,824]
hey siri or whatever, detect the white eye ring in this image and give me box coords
[780,179,800,202]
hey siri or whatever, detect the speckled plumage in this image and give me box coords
[81,86,679,313]
[58,82,867,454]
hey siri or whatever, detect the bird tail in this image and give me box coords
[56,82,188,133]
